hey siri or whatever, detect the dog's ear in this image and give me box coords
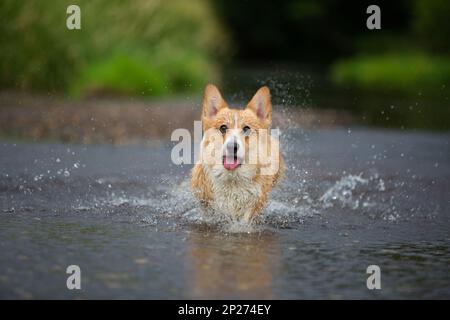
[202,84,226,119]
[247,86,272,125]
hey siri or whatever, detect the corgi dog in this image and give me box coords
[191,84,284,223]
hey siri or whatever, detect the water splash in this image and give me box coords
[89,165,398,231]
[320,174,369,210]
[318,173,396,221]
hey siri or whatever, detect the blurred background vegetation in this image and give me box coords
[0,0,229,96]
[0,0,449,129]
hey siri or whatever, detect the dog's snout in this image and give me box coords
[226,141,239,154]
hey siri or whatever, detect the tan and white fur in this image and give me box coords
[191,84,284,223]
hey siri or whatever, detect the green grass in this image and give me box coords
[71,49,215,97]
[71,54,169,97]
[331,53,450,92]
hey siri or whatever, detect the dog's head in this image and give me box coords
[200,84,278,177]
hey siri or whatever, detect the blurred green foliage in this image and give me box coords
[332,53,450,92]
[1,0,449,98]
[331,0,450,92]
[0,0,229,96]
[71,53,170,97]
[414,0,450,53]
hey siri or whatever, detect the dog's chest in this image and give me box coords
[209,175,262,217]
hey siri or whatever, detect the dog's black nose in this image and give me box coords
[226,141,239,154]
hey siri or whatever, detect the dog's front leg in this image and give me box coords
[191,164,213,211]
[241,193,268,223]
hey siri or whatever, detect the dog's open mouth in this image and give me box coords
[223,155,241,170]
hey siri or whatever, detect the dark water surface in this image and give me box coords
[0,128,449,299]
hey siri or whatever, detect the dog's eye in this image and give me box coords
[219,125,228,134]
[242,126,251,135]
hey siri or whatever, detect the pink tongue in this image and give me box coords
[223,157,240,170]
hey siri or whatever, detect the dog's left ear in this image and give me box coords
[247,86,272,125]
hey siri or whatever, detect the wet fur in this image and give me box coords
[191,85,284,223]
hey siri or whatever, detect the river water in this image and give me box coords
[0,127,449,299]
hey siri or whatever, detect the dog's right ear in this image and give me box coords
[202,84,226,119]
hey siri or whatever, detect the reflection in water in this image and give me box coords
[186,228,279,299]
